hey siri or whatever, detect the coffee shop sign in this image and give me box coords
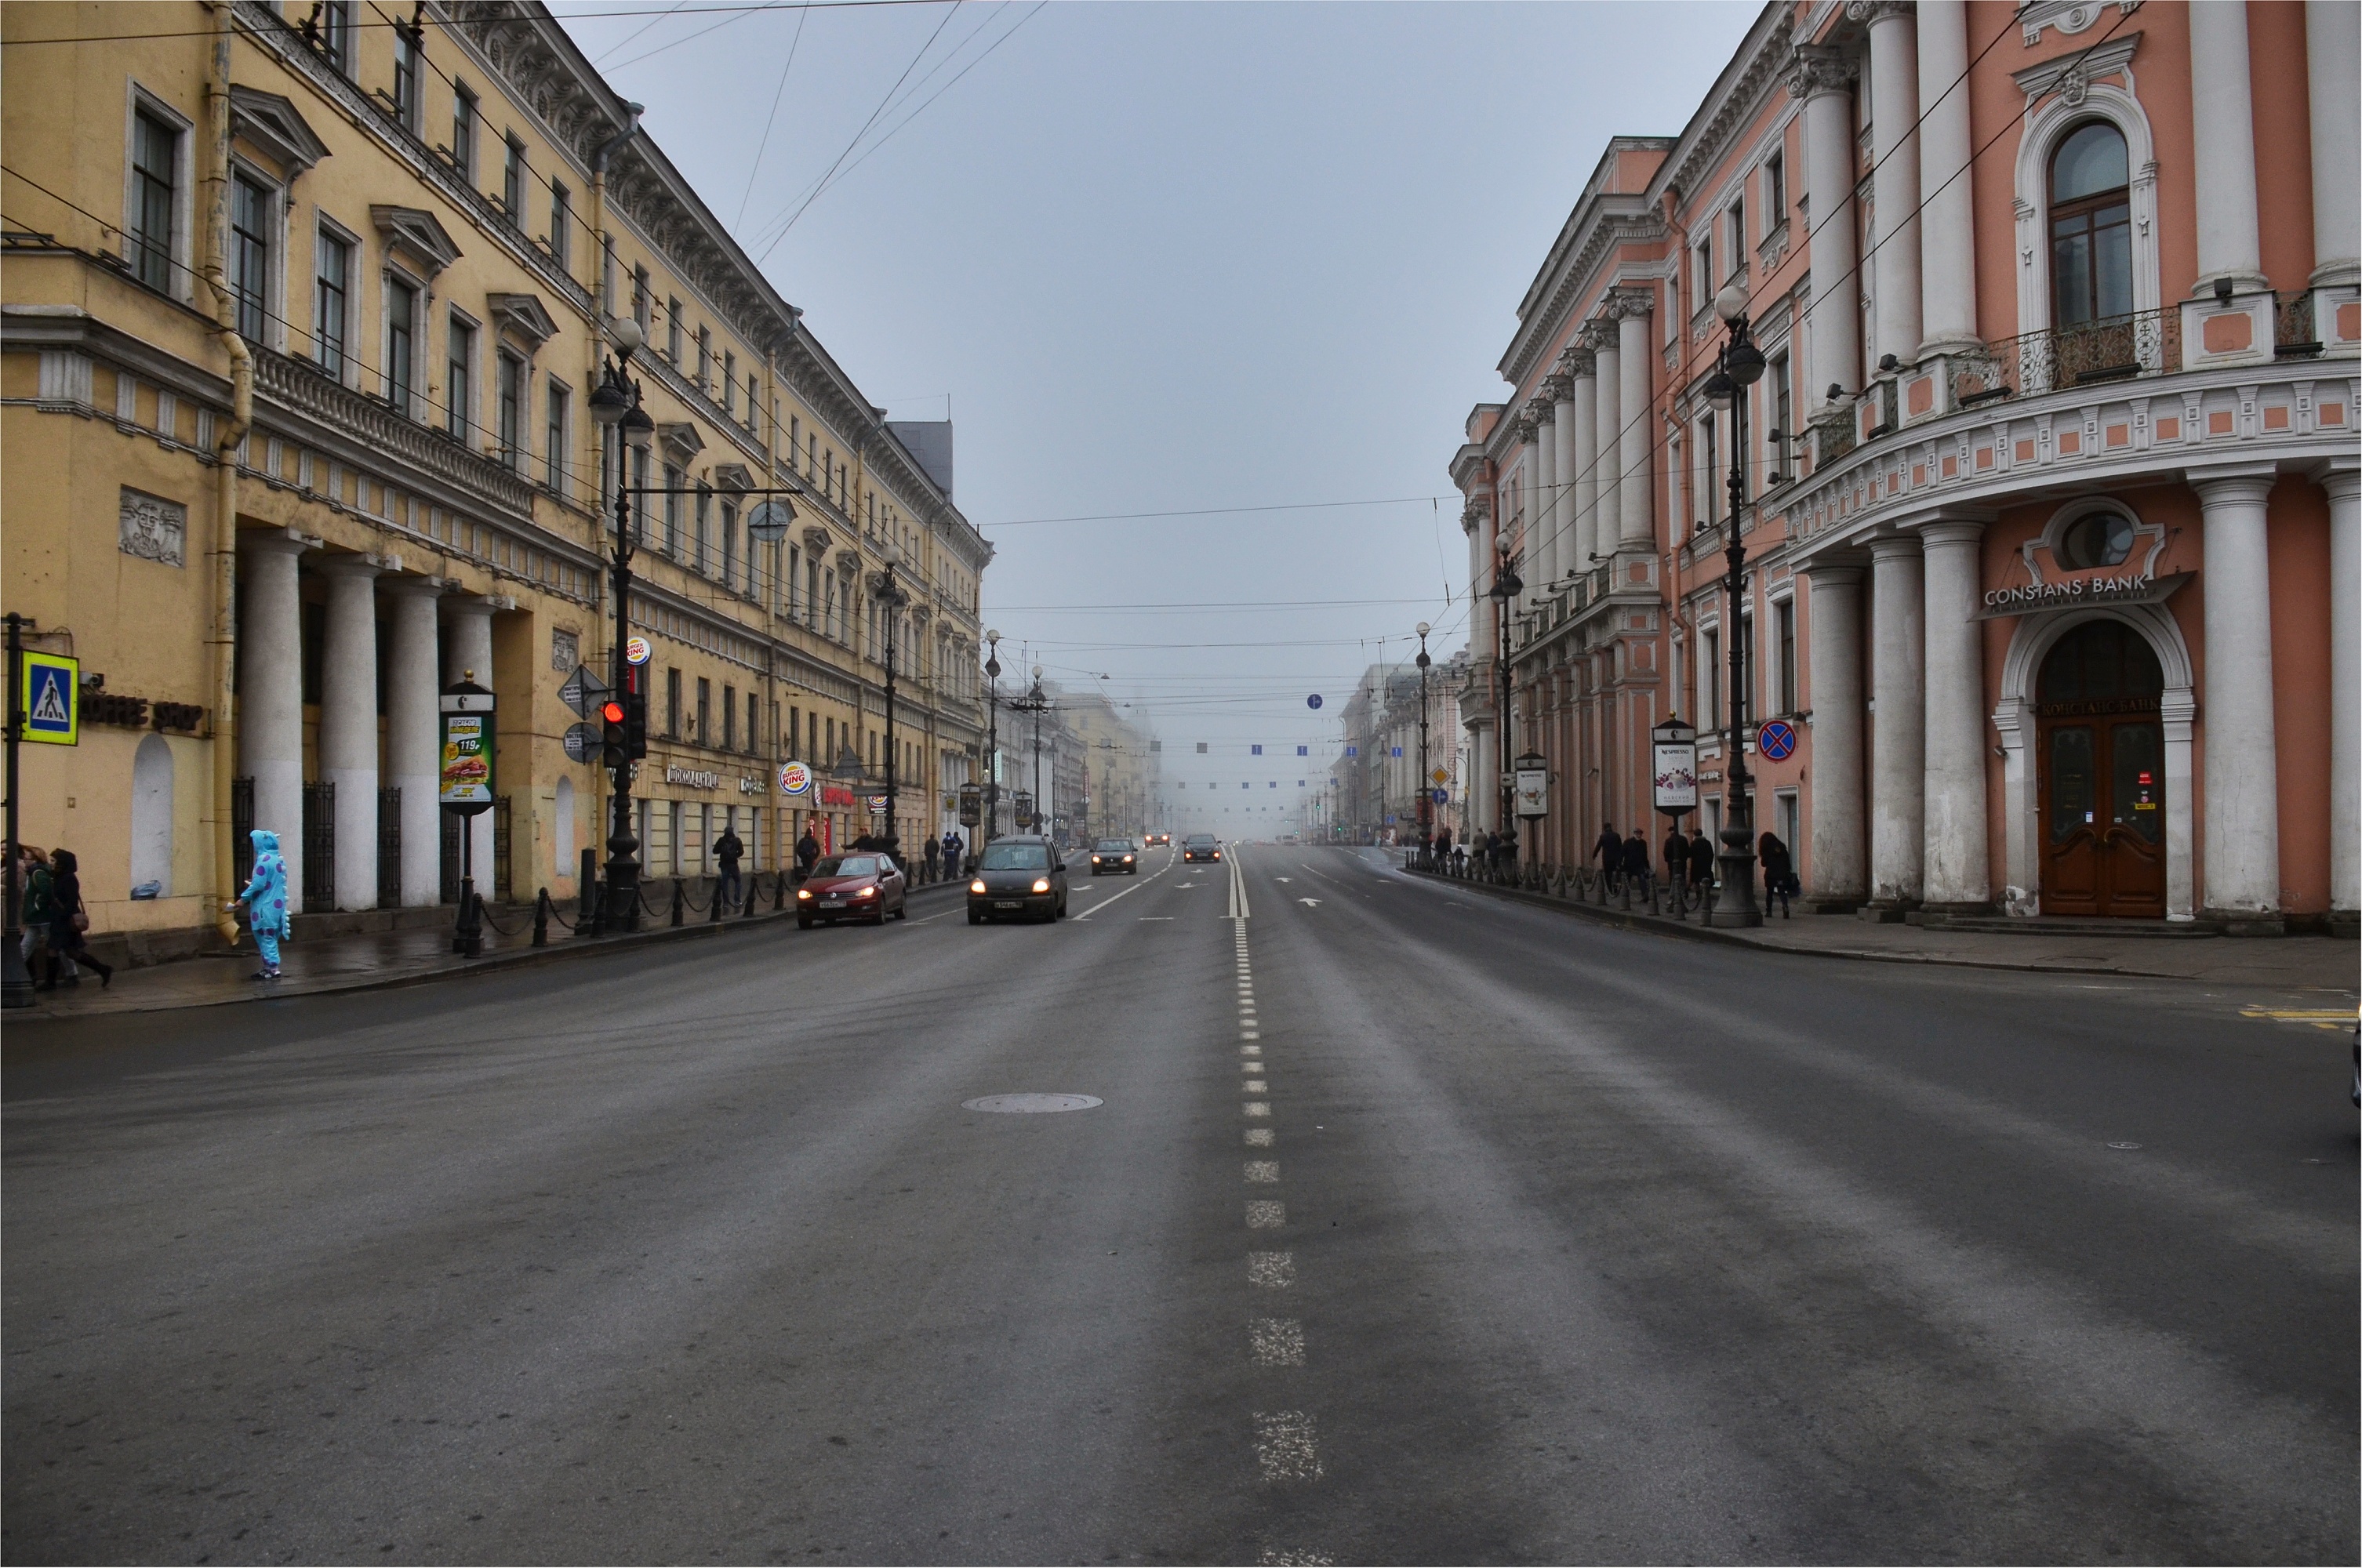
[665,764,722,790]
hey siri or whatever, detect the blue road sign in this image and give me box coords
[1306,694,1323,710]
[1431,788,1449,804]
[1757,718,1798,761]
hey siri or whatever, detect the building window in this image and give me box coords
[722,684,737,751]
[2049,121,2132,326]
[229,172,272,343]
[1764,149,1786,229]
[544,380,569,491]
[1739,612,1755,714]
[1698,418,1718,528]
[696,677,711,746]
[660,464,683,557]
[392,24,422,130]
[1702,626,1720,722]
[318,0,354,72]
[1768,351,1793,474]
[547,180,569,269]
[630,445,651,543]
[1725,198,1745,279]
[314,227,351,376]
[666,299,682,363]
[130,109,180,294]
[451,82,477,182]
[720,500,738,592]
[496,354,522,468]
[666,666,682,739]
[632,267,651,332]
[385,276,418,413]
[1775,599,1797,715]
[446,316,474,437]
[747,374,761,431]
[696,326,711,389]
[748,692,760,755]
[503,134,525,219]
[2058,507,2136,570]
[1694,238,1713,312]
[722,350,736,415]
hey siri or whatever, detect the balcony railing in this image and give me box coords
[1949,307,2182,406]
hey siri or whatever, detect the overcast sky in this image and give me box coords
[554,0,1757,830]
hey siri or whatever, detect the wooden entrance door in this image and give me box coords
[2035,621,2166,918]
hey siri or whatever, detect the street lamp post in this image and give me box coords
[1414,620,1432,858]
[1704,283,1765,927]
[1485,534,1522,859]
[876,543,908,857]
[587,319,656,934]
[982,630,1001,851]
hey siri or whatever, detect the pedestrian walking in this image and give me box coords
[921,834,940,884]
[18,844,57,985]
[1620,828,1652,898]
[1482,829,1502,872]
[1662,824,1691,891]
[714,824,745,910]
[1686,826,1718,899]
[941,829,964,878]
[1758,829,1795,918]
[795,826,822,879]
[42,848,111,989]
[1591,820,1622,884]
[225,829,288,981]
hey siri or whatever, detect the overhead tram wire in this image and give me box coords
[587,0,696,65]
[732,3,816,227]
[0,0,953,48]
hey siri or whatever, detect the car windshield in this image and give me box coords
[979,844,1051,871]
[1186,835,1216,846]
[1096,840,1131,853]
[812,855,879,877]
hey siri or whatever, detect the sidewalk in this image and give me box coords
[1412,866,2359,991]
[5,878,968,1022]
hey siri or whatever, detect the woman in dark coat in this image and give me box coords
[1686,829,1718,895]
[45,848,112,989]
[1757,830,1795,917]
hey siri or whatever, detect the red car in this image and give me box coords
[794,853,908,927]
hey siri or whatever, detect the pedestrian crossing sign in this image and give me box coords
[18,651,78,745]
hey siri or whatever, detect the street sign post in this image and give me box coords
[558,662,609,719]
[562,722,595,764]
[1652,715,1699,818]
[439,676,495,956]
[19,650,78,746]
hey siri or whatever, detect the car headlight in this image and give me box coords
[970,878,987,894]
[1122,855,1133,862]
[1030,877,1052,893]
[796,887,812,900]
[853,885,876,898]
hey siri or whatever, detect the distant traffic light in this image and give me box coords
[601,699,628,768]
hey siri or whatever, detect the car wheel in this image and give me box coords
[968,909,984,925]
[797,916,813,930]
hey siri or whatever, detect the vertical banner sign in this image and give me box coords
[1513,753,1549,819]
[20,652,79,745]
[1653,739,1699,817]
[438,681,496,815]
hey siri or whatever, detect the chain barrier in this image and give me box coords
[473,895,521,937]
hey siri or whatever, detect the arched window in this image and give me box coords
[2049,122,2133,326]
[130,734,174,896]
[554,775,575,880]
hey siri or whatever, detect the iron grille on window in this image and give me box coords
[301,780,336,914]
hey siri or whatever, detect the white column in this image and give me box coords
[1532,400,1558,586]
[2326,468,2360,914]
[239,535,307,905]
[2195,472,2280,920]
[1615,297,1655,550]
[1864,2,1923,367]
[1916,0,1977,351]
[384,579,442,907]
[1592,324,1623,551]
[442,597,498,891]
[2308,0,2361,287]
[1867,533,1925,906]
[1790,47,1862,411]
[316,556,380,912]
[1568,352,1599,572]
[1552,377,1579,585]
[1918,520,1989,909]
[2189,0,2265,290]
[1803,564,1866,905]
[1517,412,1541,564]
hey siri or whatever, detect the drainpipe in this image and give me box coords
[205,1,253,943]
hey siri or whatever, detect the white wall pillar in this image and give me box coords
[1918,520,1989,909]
[1803,564,1866,905]
[1517,412,1541,565]
[1568,353,1599,572]
[1615,297,1655,550]
[1868,533,1925,906]
[239,535,307,906]
[1532,399,1559,587]
[1591,324,1623,550]
[1864,2,1923,366]
[1916,0,1978,352]
[2189,0,2266,290]
[316,556,381,913]
[384,579,442,907]
[2308,0,2361,287]
[442,598,498,893]
[1790,46,1862,411]
[2325,467,2359,915]
[2195,472,2281,920]
[1551,376,1579,586]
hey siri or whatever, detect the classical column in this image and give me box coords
[1517,408,1542,564]
[1532,395,1559,586]
[1803,564,1866,907]
[1918,520,1989,909]
[1915,0,1977,352]
[1859,1,1923,366]
[1790,46,1862,411]
[2195,472,2280,924]
[2189,0,2265,290]
[1615,295,1655,550]
[1867,534,1925,907]
[2326,468,2359,916]
[1551,373,1579,586]
[1591,320,1623,552]
[1568,349,1599,572]
[239,534,307,906]
[383,579,442,908]
[316,555,381,913]
[442,597,499,892]
[2308,0,2360,287]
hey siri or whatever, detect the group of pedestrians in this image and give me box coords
[14,843,112,989]
[1579,819,1796,914]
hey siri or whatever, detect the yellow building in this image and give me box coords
[2,0,991,955]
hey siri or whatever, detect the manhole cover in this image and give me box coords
[962,1093,1103,1113]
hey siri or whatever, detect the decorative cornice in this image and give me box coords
[2011,33,2141,111]
[485,292,559,350]
[1842,0,1910,24]
[1558,345,1597,378]
[1664,9,1797,202]
[1785,44,1859,102]
[229,86,329,176]
[371,205,463,276]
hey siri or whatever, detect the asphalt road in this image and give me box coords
[5,844,2355,1565]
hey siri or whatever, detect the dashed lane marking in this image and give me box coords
[1252,1410,1324,1482]
[1245,1160,1280,1182]
[1249,1319,1306,1367]
[1246,1200,1285,1228]
[1244,1101,1271,1117]
[1247,1250,1293,1287]
[1244,1127,1274,1146]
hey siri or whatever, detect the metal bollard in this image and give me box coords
[579,848,598,929]
[670,879,685,927]
[533,888,550,947]
[710,877,724,924]
[774,869,787,912]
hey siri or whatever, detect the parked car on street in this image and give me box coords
[1183,833,1222,863]
[968,837,1070,924]
[1091,838,1140,876]
[795,854,907,927]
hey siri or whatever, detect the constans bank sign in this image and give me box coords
[1977,571,2191,620]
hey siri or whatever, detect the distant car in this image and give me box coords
[1183,833,1222,863]
[1091,838,1140,876]
[1144,832,1171,847]
[795,854,907,927]
[968,836,1070,924]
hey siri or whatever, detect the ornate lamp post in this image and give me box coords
[982,629,1001,848]
[587,318,656,933]
[1703,282,1765,927]
[1414,620,1433,854]
[1485,533,1522,855]
[875,540,909,855]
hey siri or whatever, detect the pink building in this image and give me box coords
[1455,0,2357,934]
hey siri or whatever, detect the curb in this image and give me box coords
[1403,865,2227,982]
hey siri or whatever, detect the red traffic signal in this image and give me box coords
[601,700,627,724]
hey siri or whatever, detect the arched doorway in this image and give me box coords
[130,734,174,896]
[2035,620,2164,916]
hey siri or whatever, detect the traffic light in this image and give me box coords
[623,689,649,759]
[601,699,627,768]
